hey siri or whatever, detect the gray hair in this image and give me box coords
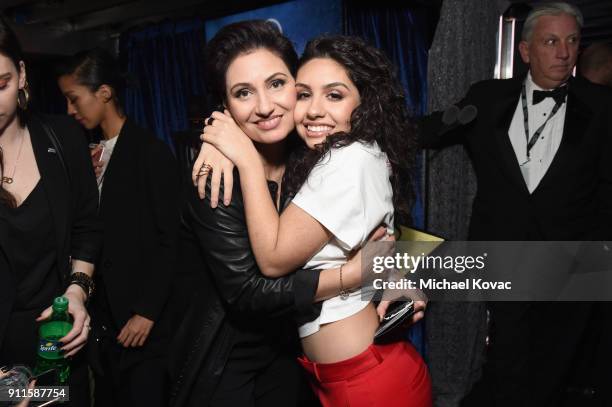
[522,2,584,41]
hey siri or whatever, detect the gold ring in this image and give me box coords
[197,163,213,177]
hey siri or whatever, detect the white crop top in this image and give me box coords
[292,141,394,338]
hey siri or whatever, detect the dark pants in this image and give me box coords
[463,302,612,407]
[210,340,301,407]
[93,339,168,407]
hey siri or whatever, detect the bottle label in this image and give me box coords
[37,321,72,360]
[37,339,63,360]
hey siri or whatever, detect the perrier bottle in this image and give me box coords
[34,296,72,384]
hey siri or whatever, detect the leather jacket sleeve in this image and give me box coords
[182,173,322,322]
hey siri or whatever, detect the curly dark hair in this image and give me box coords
[283,35,417,227]
[205,20,298,106]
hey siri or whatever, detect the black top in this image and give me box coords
[0,115,101,356]
[0,181,61,311]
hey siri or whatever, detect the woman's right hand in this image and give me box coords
[192,141,235,207]
[342,226,394,289]
[90,145,104,178]
[37,285,91,358]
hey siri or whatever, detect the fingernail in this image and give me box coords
[224,200,230,206]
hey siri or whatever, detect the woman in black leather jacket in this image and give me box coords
[169,21,382,407]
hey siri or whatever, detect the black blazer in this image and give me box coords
[421,75,612,240]
[0,115,101,347]
[95,118,180,354]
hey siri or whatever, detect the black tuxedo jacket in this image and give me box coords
[96,118,180,353]
[0,115,101,347]
[422,75,612,241]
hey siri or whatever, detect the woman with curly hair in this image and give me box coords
[201,35,432,407]
[173,22,391,407]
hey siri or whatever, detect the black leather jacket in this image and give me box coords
[169,172,321,406]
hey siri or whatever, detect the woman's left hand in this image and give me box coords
[200,110,259,170]
[36,285,91,358]
[117,314,154,348]
[376,295,428,326]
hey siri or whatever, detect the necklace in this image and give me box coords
[1,132,26,185]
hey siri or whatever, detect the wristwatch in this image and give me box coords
[69,271,95,301]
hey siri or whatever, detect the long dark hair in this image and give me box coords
[57,48,126,112]
[284,35,417,227]
[205,20,298,106]
[0,18,25,208]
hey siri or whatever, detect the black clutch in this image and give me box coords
[374,299,415,339]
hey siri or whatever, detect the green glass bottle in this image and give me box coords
[34,296,72,384]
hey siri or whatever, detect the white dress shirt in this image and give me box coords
[97,135,119,193]
[508,72,567,193]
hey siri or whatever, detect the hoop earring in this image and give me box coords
[17,81,30,110]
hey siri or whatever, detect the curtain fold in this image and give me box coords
[424,0,499,405]
[120,19,206,148]
[345,8,429,116]
[345,4,430,230]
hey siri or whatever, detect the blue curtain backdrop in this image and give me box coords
[205,0,341,55]
[119,0,341,148]
[117,1,431,354]
[345,5,429,228]
[120,19,206,149]
[344,4,431,356]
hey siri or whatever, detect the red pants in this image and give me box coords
[298,341,432,407]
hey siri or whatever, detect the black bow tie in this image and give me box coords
[532,86,568,105]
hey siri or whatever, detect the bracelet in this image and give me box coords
[69,271,95,302]
[339,265,349,300]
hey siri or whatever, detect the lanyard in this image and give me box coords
[520,82,565,163]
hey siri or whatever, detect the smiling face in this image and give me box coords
[519,13,580,89]
[58,74,107,130]
[224,48,296,144]
[293,57,361,149]
[0,54,25,131]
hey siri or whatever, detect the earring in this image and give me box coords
[17,81,30,110]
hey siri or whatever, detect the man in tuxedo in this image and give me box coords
[421,2,612,406]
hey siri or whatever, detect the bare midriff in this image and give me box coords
[301,301,379,364]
